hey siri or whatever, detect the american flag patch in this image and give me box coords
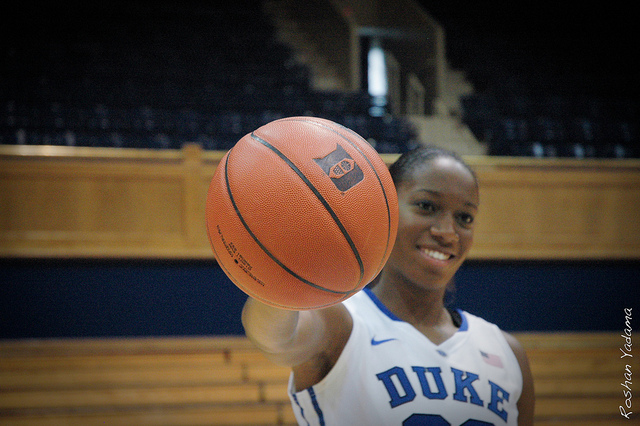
[480,351,504,368]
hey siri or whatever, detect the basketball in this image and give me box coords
[205,116,398,310]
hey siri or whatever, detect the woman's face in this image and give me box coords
[386,156,479,290]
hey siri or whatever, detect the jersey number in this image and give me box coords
[403,414,494,426]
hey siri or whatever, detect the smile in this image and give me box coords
[419,248,453,261]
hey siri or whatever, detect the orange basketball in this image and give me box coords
[205,116,398,310]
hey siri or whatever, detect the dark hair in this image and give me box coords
[389,145,478,188]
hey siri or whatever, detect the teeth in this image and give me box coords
[422,249,450,261]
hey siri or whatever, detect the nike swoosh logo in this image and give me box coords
[371,337,397,346]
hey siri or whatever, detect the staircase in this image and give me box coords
[262,0,486,155]
[422,61,487,155]
[262,0,354,92]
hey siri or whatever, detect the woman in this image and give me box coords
[242,145,535,425]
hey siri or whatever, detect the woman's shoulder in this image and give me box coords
[458,310,517,355]
[458,309,504,331]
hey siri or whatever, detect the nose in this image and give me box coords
[430,214,459,245]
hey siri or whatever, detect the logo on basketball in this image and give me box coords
[314,144,364,191]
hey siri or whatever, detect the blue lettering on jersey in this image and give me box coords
[487,381,510,422]
[376,366,417,408]
[412,366,447,399]
[376,366,509,423]
[403,413,451,425]
[451,368,484,406]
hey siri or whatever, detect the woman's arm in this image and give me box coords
[241,297,353,390]
[503,332,535,425]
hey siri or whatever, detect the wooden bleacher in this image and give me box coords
[0,337,294,425]
[518,332,632,425]
[0,333,631,425]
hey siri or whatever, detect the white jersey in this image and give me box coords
[288,289,523,426]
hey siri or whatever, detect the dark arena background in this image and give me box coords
[1,1,637,424]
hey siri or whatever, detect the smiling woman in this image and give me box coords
[384,152,478,289]
[241,145,535,425]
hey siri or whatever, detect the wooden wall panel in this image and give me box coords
[1,144,639,259]
[0,145,223,258]
[470,158,640,259]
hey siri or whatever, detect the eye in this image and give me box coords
[416,200,437,213]
[456,212,475,227]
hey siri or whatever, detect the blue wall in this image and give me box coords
[1,259,637,338]
[0,260,246,338]
[453,260,637,332]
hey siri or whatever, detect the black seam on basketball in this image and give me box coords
[249,132,365,285]
[225,144,352,296]
[333,124,394,276]
[208,224,256,300]
[211,232,293,310]
[211,239,299,310]
[283,118,395,284]
[212,238,294,310]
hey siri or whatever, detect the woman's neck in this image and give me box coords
[372,277,448,327]
[372,277,458,345]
